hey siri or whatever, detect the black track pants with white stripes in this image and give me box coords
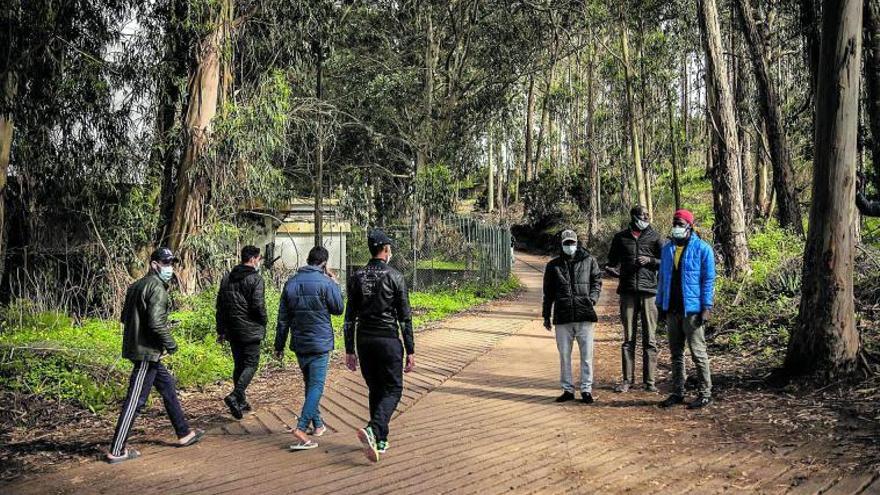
[109,360,191,456]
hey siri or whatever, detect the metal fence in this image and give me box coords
[346,215,513,292]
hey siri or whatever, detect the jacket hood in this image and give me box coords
[298,265,324,274]
[229,264,258,283]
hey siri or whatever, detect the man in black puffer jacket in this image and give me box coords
[543,229,603,404]
[344,229,415,462]
[216,245,267,419]
[606,205,665,393]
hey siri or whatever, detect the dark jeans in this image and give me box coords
[358,337,403,442]
[110,360,190,457]
[230,341,261,403]
[296,351,330,431]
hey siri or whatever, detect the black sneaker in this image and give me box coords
[240,401,252,412]
[555,391,575,403]
[581,392,594,404]
[687,396,712,409]
[613,382,631,393]
[224,395,243,420]
[644,384,659,393]
[659,394,684,408]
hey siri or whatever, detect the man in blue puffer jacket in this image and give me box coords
[655,209,716,410]
[275,246,344,450]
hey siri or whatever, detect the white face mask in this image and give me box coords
[386,252,393,263]
[157,265,174,282]
[671,226,689,240]
[562,244,577,256]
[634,218,650,231]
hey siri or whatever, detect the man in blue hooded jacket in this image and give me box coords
[275,246,344,449]
[655,209,716,409]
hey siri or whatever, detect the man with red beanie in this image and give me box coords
[655,209,716,409]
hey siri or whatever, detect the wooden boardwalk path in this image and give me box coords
[6,253,878,494]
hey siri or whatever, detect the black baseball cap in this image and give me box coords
[368,229,394,250]
[150,247,179,263]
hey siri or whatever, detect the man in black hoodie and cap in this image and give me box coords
[606,205,665,393]
[216,245,267,419]
[543,229,603,404]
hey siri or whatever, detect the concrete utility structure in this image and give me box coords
[248,198,351,284]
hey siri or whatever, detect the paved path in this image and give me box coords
[8,253,879,494]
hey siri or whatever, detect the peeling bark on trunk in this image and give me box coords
[741,130,755,226]
[787,0,862,378]
[736,0,804,235]
[167,13,228,293]
[699,0,750,277]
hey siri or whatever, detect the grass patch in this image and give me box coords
[415,259,468,271]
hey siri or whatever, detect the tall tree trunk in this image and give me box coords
[740,130,755,225]
[414,5,435,248]
[668,90,682,210]
[736,0,805,235]
[314,36,325,248]
[636,24,654,218]
[786,0,862,377]
[863,0,880,190]
[681,52,690,150]
[487,132,494,213]
[167,5,230,293]
[534,42,558,170]
[699,0,750,277]
[524,75,535,182]
[586,45,599,236]
[0,72,14,281]
[621,25,648,211]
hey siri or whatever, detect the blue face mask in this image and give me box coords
[157,265,174,283]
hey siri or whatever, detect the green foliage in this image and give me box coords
[417,163,457,217]
[746,224,805,285]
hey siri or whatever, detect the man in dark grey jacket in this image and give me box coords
[216,245,267,419]
[606,205,665,393]
[543,229,603,404]
[344,229,415,463]
[106,247,204,464]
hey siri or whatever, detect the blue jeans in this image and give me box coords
[296,351,330,431]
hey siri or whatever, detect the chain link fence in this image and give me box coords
[346,215,513,291]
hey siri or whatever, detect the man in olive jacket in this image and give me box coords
[606,205,665,393]
[106,247,203,464]
[216,245,267,419]
[543,229,603,404]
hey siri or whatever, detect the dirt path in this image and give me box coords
[6,253,878,494]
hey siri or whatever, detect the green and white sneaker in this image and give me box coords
[377,440,389,454]
[357,426,379,462]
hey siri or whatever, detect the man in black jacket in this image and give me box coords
[106,247,204,464]
[606,206,665,393]
[216,245,267,419]
[344,229,415,463]
[543,229,603,404]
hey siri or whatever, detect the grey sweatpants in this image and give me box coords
[554,322,595,394]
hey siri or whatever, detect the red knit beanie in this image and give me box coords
[674,209,695,226]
